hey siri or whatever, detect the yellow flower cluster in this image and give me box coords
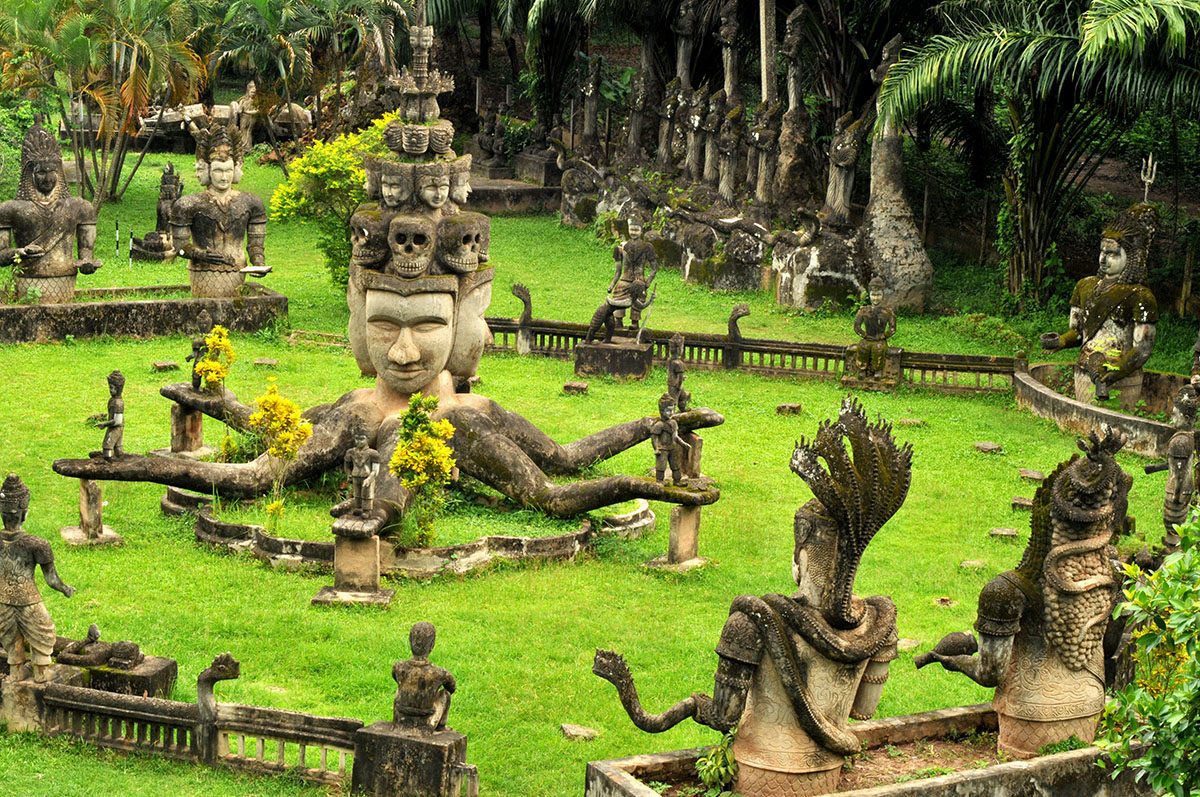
[388,394,456,492]
[197,325,237,390]
[248,379,313,461]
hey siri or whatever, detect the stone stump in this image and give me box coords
[312,515,394,607]
[647,506,706,573]
[574,341,653,380]
[352,722,478,797]
[60,479,122,546]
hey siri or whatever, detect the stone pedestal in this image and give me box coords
[515,150,562,186]
[647,506,706,572]
[352,722,477,797]
[85,656,178,698]
[471,161,515,180]
[0,665,85,732]
[678,432,703,479]
[150,402,215,460]
[60,479,122,546]
[574,341,653,380]
[312,515,393,607]
[840,347,903,391]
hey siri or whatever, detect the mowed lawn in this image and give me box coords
[0,154,1174,796]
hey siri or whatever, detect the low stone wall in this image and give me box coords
[1015,364,1175,458]
[0,284,288,344]
[470,179,562,215]
[178,490,655,579]
[585,705,1152,797]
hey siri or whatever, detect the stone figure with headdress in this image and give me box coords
[1041,203,1158,409]
[0,121,102,303]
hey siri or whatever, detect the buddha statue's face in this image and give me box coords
[32,162,58,195]
[365,290,455,396]
[208,157,239,192]
[419,175,450,209]
[381,173,409,208]
[1099,237,1127,279]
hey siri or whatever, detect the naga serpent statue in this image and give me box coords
[594,397,907,797]
[52,2,722,520]
[916,426,1130,758]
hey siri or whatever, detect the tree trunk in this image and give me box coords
[759,0,777,105]
[478,0,494,73]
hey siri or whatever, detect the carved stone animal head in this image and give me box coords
[388,215,436,278]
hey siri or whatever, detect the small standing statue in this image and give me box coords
[608,213,659,332]
[186,337,205,391]
[717,104,744,206]
[846,276,896,380]
[650,394,690,485]
[1145,384,1197,553]
[666,333,691,411]
[624,73,648,166]
[917,427,1130,759]
[93,370,126,460]
[1040,201,1158,409]
[131,162,183,261]
[655,78,683,174]
[392,621,457,731]
[0,473,76,683]
[701,90,726,187]
[344,432,382,517]
[684,87,708,183]
[716,0,740,103]
[672,0,697,90]
[0,121,102,303]
[754,101,783,205]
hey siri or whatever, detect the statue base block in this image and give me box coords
[0,665,85,732]
[471,162,516,180]
[574,341,653,380]
[84,656,179,698]
[515,151,562,186]
[311,586,395,607]
[59,525,123,546]
[351,721,470,797]
[644,555,707,573]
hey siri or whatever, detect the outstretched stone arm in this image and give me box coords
[915,574,1022,688]
[53,408,356,499]
[1041,307,1083,351]
[160,383,255,430]
[592,649,709,733]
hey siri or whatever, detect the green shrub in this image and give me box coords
[269,113,395,285]
[1098,516,1200,797]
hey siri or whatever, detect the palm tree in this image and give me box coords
[879,0,1200,300]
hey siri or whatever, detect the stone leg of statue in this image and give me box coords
[470,402,723,476]
[443,404,720,517]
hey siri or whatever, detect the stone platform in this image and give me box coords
[469,176,561,216]
[574,341,653,380]
[0,283,288,343]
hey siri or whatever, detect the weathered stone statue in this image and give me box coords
[745,102,766,194]
[0,121,101,303]
[917,427,1130,759]
[702,90,726,187]
[651,394,690,485]
[667,333,691,411]
[186,336,205,391]
[448,155,473,209]
[754,101,782,205]
[774,7,812,205]
[1145,384,1196,552]
[673,0,697,90]
[608,213,659,332]
[717,0,740,103]
[0,474,76,683]
[132,163,183,261]
[845,277,896,380]
[624,73,648,165]
[55,11,724,520]
[95,370,126,460]
[595,397,905,797]
[822,112,868,226]
[684,87,708,183]
[344,431,382,517]
[233,80,259,154]
[172,120,270,297]
[587,280,655,343]
[655,78,682,173]
[392,621,456,731]
[717,104,744,206]
[1040,203,1158,409]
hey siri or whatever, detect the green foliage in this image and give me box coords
[389,394,456,547]
[0,95,41,195]
[1098,516,1200,797]
[696,728,738,790]
[1037,735,1088,755]
[895,766,956,783]
[269,113,395,285]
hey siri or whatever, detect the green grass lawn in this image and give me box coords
[0,155,1179,796]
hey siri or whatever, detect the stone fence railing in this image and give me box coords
[485,306,1017,395]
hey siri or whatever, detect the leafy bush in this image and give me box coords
[0,94,41,196]
[695,728,738,792]
[1098,516,1200,797]
[269,113,396,285]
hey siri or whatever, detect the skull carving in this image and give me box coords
[436,213,489,274]
[388,214,436,278]
[350,211,389,271]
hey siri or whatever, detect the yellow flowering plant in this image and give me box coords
[388,393,455,545]
[195,325,237,391]
[248,379,313,531]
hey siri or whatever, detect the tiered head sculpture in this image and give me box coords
[347,0,491,388]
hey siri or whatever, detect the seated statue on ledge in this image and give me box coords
[0,121,101,303]
[392,622,455,731]
[1041,203,1158,410]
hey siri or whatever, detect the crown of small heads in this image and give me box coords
[0,473,30,515]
